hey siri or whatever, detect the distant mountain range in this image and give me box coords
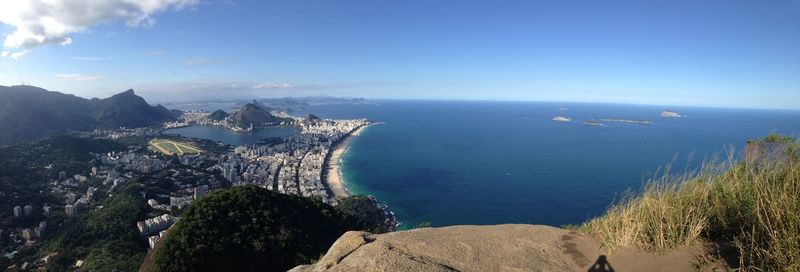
[258,96,369,113]
[160,96,370,112]
[0,85,176,144]
[260,96,368,107]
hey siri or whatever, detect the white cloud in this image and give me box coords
[1,50,26,60]
[0,0,198,59]
[253,82,293,90]
[56,73,105,81]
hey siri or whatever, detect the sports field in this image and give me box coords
[148,139,202,156]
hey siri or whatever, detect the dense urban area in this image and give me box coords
[0,107,392,271]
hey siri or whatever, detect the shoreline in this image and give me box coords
[325,123,373,198]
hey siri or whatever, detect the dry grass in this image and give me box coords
[581,137,800,271]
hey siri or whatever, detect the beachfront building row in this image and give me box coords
[218,118,370,204]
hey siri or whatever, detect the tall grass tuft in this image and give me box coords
[581,136,800,271]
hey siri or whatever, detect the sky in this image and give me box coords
[0,0,798,109]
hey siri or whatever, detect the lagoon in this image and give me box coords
[162,125,298,146]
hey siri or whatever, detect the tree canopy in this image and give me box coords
[154,186,350,272]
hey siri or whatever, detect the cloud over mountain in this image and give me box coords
[0,0,198,59]
[253,82,294,90]
[56,73,105,81]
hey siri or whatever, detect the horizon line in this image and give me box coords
[3,84,798,111]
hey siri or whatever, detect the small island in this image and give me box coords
[661,109,683,118]
[552,116,572,122]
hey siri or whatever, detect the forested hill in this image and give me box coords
[0,85,176,144]
[229,103,292,129]
[147,187,395,272]
[206,109,230,121]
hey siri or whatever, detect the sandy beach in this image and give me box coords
[325,124,371,198]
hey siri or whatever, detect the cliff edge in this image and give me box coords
[291,224,716,272]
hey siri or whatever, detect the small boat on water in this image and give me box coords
[552,116,572,122]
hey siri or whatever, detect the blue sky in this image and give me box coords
[0,0,798,108]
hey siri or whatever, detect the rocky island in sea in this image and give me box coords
[661,109,683,118]
[552,116,572,122]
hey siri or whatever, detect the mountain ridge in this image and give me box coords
[0,85,176,144]
[229,102,291,129]
[207,109,230,121]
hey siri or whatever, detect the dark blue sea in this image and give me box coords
[302,100,800,229]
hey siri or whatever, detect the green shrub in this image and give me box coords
[336,195,395,233]
[153,186,349,272]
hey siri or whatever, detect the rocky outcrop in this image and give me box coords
[291,224,716,272]
[660,110,682,118]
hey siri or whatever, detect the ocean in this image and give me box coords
[301,100,800,229]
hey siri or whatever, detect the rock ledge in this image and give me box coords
[291,224,713,272]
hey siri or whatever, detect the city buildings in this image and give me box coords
[137,214,178,236]
[12,206,21,217]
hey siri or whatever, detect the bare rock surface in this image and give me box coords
[291,224,717,272]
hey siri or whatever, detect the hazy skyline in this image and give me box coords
[1,0,798,109]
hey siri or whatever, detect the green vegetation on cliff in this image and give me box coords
[582,135,800,271]
[336,195,395,234]
[152,187,389,272]
[43,183,149,271]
